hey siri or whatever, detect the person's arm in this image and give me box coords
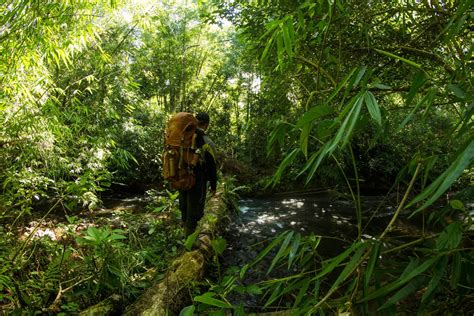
[205,150,217,192]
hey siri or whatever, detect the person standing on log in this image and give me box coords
[178,112,217,236]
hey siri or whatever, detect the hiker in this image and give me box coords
[177,112,217,236]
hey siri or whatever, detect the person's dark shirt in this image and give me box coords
[194,129,217,191]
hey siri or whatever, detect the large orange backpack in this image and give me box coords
[162,112,200,190]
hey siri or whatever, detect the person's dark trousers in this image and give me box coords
[178,177,207,236]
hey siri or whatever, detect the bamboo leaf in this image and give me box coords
[379,275,427,310]
[270,148,300,187]
[300,124,311,159]
[421,256,448,306]
[364,242,381,291]
[450,252,462,288]
[252,232,287,265]
[315,242,359,279]
[267,122,291,155]
[364,91,382,125]
[296,105,333,128]
[194,292,232,308]
[408,139,474,213]
[354,66,367,87]
[397,88,437,132]
[358,256,438,303]
[261,35,274,62]
[340,94,364,147]
[327,67,357,104]
[282,21,293,58]
[374,48,422,69]
[304,143,330,185]
[264,283,283,308]
[331,242,368,288]
[288,232,301,269]
[293,278,311,308]
[267,231,294,274]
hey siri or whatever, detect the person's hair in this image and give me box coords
[196,112,210,124]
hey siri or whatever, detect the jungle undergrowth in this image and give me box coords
[0,191,184,314]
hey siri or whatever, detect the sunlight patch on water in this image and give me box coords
[240,206,251,214]
[281,198,304,208]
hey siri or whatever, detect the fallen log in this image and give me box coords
[123,195,229,316]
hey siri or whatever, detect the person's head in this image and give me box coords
[196,112,210,131]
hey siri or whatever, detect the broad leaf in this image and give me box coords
[364,91,382,125]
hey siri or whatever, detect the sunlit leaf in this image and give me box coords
[374,48,422,69]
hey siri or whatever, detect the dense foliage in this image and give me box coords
[0,0,472,314]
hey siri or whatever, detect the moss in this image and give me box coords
[124,195,229,315]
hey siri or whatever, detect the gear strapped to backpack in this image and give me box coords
[162,112,201,190]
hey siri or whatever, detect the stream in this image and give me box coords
[224,193,397,263]
[220,192,417,309]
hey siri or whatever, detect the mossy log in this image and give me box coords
[123,195,229,316]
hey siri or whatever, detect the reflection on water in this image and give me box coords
[235,195,396,239]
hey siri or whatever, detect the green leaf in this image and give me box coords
[364,91,382,125]
[300,124,311,159]
[331,242,368,290]
[288,232,301,269]
[449,200,464,210]
[240,264,250,280]
[436,221,463,251]
[267,231,294,274]
[245,284,263,295]
[408,139,474,213]
[397,88,437,133]
[296,105,333,128]
[364,242,381,291]
[179,305,195,316]
[194,292,232,308]
[252,232,287,265]
[264,283,284,308]
[261,36,274,62]
[282,20,293,58]
[326,67,357,105]
[421,256,448,306]
[353,66,367,87]
[184,229,201,251]
[379,275,427,310]
[358,256,438,303]
[315,242,359,279]
[372,83,392,90]
[448,84,465,99]
[270,148,300,187]
[340,94,364,147]
[267,122,292,155]
[293,278,311,308]
[450,252,462,288]
[374,48,422,69]
[211,237,227,255]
